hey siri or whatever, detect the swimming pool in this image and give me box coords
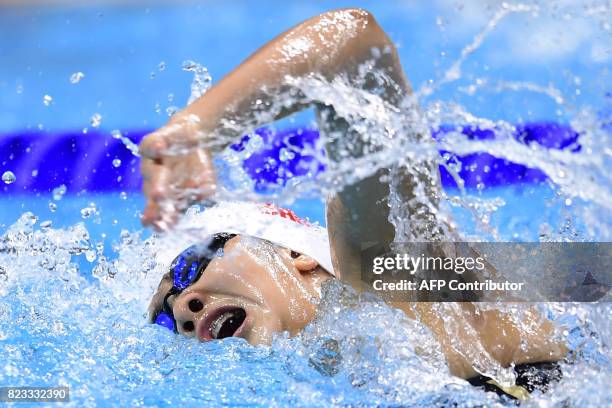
[1,1,611,407]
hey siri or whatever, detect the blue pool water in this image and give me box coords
[1,1,611,407]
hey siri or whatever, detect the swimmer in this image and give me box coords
[141,8,566,397]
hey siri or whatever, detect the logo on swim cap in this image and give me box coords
[260,203,310,225]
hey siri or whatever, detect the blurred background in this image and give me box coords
[1,0,609,132]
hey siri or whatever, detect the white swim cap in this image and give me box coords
[155,201,335,277]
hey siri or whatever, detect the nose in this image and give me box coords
[172,292,206,335]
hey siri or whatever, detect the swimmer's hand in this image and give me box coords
[139,115,217,230]
[137,8,408,230]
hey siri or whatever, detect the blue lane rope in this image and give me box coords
[0,123,579,194]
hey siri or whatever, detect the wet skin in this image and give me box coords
[144,8,567,380]
[149,235,331,344]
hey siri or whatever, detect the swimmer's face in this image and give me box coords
[148,235,331,345]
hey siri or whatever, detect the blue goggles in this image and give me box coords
[153,233,236,332]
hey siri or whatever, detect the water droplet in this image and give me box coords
[112,158,121,168]
[22,212,38,227]
[48,202,57,212]
[182,60,213,104]
[90,113,102,128]
[182,60,196,70]
[111,130,140,156]
[31,169,38,177]
[80,206,95,219]
[119,191,127,200]
[40,220,52,230]
[69,72,85,84]
[166,106,179,117]
[85,249,97,263]
[16,84,23,94]
[120,230,131,243]
[43,95,53,106]
[279,148,295,162]
[158,61,166,71]
[167,93,174,102]
[565,198,573,206]
[481,214,490,225]
[2,171,16,184]
[52,184,67,200]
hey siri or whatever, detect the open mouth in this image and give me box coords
[201,307,247,340]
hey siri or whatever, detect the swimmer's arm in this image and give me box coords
[140,8,409,227]
[398,302,568,379]
[139,5,437,282]
[178,7,409,140]
[139,7,568,379]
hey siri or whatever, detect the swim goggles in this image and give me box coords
[154,233,236,332]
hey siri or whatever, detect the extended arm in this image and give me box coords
[140,8,409,230]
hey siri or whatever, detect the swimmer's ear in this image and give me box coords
[287,249,318,273]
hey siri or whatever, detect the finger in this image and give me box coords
[141,198,161,228]
[187,149,216,186]
[141,158,170,203]
[139,131,168,160]
[155,198,180,231]
[140,157,158,182]
[177,153,218,200]
[149,164,172,203]
[142,178,155,202]
[141,196,180,231]
[180,171,217,195]
[139,116,202,158]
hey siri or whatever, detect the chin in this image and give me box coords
[244,309,285,345]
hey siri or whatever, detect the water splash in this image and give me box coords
[43,94,53,106]
[182,60,213,105]
[2,171,16,185]
[2,1,611,406]
[52,184,67,200]
[418,2,539,98]
[90,113,102,128]
[111,129,140,157]
[0,215,609,406]
[69,72,85,84]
